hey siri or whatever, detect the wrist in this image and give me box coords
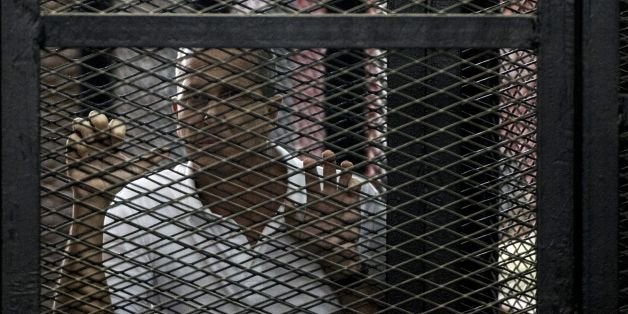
[333,266,382,314]
[70,195,111,237]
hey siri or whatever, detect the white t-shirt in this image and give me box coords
[103,146,385,314]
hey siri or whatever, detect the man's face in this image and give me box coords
[174,49,277,164]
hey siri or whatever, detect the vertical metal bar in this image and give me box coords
[386,0,480,311]
[458,49,500,310]
[1,0,41,312]
[536,0,577,311]
[425,0,500,311]
[580,0,619,311]
[619,94,628,312]
[385,1,428,312]
[420,2,467,311]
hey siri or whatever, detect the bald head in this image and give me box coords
[172,48,283,163]
[175,48,276,101]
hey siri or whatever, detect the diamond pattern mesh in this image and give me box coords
[40,45,538,313]
[40,0,536,14]
[40,1,538,312]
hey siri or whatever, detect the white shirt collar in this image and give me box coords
[174,144,306,220]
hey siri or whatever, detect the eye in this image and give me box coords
[219,88,240,100]
[187,93,211,107]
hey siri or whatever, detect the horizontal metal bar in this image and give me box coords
[41,14,537,48]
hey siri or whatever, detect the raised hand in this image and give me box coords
[66,111,166,201]
[56,111,169,313]
[287,150,362,279]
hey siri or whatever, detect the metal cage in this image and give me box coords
[2,0,620,313]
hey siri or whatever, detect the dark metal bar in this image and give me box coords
[1,0,41,312]
[580,0,619,311]
[621,94,628,127]
[384,2,429,312]
[412,2,470,311]
[536,0,577,312]
[619,94,628,312]
[41,14,538,48]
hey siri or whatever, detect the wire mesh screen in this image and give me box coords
[40,45,538,313]
[40,0,536,14]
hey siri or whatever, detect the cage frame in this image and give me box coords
[1,0,619,312]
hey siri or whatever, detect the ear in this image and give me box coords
[171,102,179,116]
[266,94,283,121]
[171,102,184,138]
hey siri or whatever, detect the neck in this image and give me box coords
[192,146,287,211]
[192,146,289,245]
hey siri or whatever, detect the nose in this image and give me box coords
[202,100,226,125]
[202,100,217,121]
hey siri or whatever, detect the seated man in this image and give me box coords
[54,48,384,313]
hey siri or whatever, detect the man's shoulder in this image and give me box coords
[106,164,195,225]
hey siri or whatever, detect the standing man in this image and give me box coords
[54,48,385,313]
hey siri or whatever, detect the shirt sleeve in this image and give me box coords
[103,184,160,313]
[357,181,387,281]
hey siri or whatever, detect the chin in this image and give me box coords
[186,144,237,164]
[191,155,222,170]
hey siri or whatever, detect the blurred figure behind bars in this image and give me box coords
[52,47,386,312]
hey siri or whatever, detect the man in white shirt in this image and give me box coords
[54,48,384,313]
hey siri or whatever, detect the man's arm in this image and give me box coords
[53,111,165,313]
[54,196,112,313]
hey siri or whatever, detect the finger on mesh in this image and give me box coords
[303,157,322,197]
[319,234,345,249]
[72,117,94,143]
[339,209,361,225]
[344,177,361,201]
[314,194,359,216]
[322,150,336,193]
[311,218,360,244]
[88,110,109,139]
[331,242,360,260]
[337,227,360,243]
[131,149,168,174]
[339,160,353,188]
[108,118,126,146]
[67,132,87,157]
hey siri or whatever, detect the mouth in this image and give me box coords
[194,137,219,147]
